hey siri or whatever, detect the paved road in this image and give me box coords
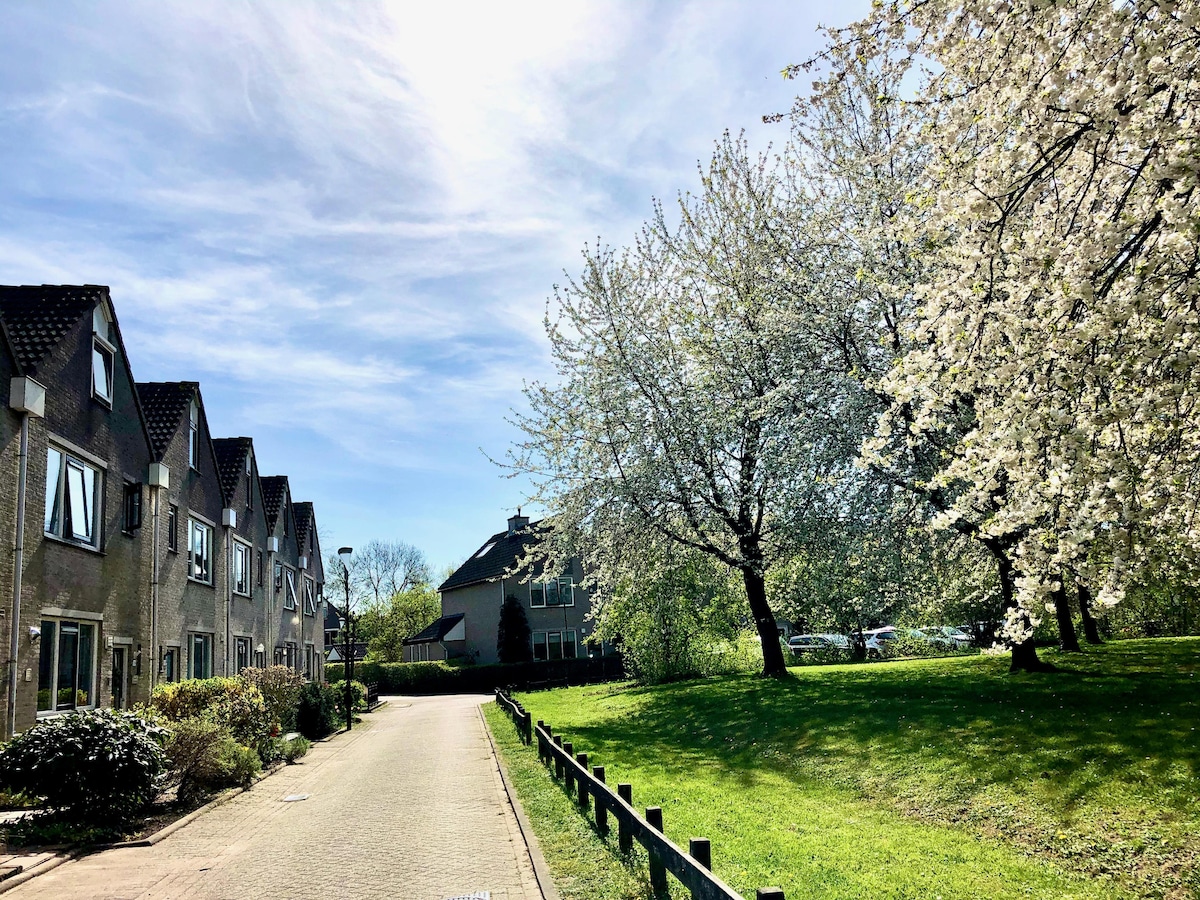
[7,695,544,900]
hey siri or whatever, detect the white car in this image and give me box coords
[916,626,971,650]
[863,627,897,658]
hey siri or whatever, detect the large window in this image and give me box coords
[37,618,97,713]
[189,633,212,680]
[305,644,316,680]
[530,576,575,608]
[303,576,316,616]
[44,447,102,548]
[189,518,213,583]
[232,542,250,596]
[531,629,578,661]
[283,568,297,610]
[161,646,180,682]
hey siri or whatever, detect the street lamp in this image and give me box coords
[337,546,353,732]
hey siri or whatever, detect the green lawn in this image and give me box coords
[490,638,1198,900]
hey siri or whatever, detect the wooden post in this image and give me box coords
[690,838,711,869]
[554,735,564,780]
[536,721,546,761]
[756,890,785,900]
[646,806,668,898]
[593,765,607,834]
[563,742,575,792]
[576,753,589,808]
[524,711,532,745]
[617,783,633,854]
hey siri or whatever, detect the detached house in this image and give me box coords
[407,513,598,665]
[0,284,328,737]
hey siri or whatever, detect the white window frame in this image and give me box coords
[234,635,251,672]
[91,304,114,406]
[283,567,298,610]
[530,576,575,609]
[232,540,251,596]
[305,643,316,680]
[531,629,578,662]
[188,400,199,470]
[44,446,103,549]
[303,575,316,616]
[188,632,213,680]
[36,617,98,715]
[188,517,214,584]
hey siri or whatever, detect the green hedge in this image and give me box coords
[325,656,624,694]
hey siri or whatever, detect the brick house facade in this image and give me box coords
[0,285,326,737]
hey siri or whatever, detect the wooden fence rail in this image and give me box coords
[494,689,785,900]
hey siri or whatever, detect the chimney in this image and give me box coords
[507,507,529,535]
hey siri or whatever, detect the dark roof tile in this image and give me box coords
[135,382,196,461]
[260,476,288,530]
[403,613,465,645]
[0,284,101,372]
[211,437,252,506]
[438,521,544,592]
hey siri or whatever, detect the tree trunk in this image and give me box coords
[1054,582,1081,652]
[743,567,787,677]
[984,540,1056,673]
[1077,584,1103,644]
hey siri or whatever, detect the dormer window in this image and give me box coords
[91,305,114,406]
[188,400,199,470]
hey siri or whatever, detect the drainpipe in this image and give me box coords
[267,535,279,664]
[8,377,45,739]
[147,462,169,695]
[222,508,236,676]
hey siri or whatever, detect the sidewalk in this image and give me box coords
[1,695,545,899]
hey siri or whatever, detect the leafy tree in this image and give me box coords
[496,594,533,664]
[511,134,871,677]
[359,585,441,663]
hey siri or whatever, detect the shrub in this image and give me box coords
[151,677,271,751]
[238,666,304,733]
[334,680,367,720]
[165,716,261,802]
[325,656,625,694]
[295,682,340,740]
[0,710,167,825]
[283,735,311,763]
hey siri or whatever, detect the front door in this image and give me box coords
[111,646,128,710]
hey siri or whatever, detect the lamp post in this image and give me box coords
[338,546,354,732]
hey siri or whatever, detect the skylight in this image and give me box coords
[475,541,497,559]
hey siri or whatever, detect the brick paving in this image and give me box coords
[4,695,545,900]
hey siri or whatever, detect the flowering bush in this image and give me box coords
[238,666,303,733]
[151,677,271,752]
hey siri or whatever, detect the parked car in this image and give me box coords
[916,626,971,650]
[788,634,837,655]
[863,627,897,659]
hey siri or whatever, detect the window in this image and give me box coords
[188,400,199,470]
[257,550,264,586]
[475,541,497,559]
[232,542,250,596]
[44,447,102,548]
[123,482,142,532]
[161,647,179,682]
[283,568,297,610]
[274,561,283,591]
[189,518,213,584]
[92,304,114,406]
[235,636,251,672]
[254,647,266,668]
[303,576,316,616]
[285,642,298,670]
[36,619,96,713]
[167,504,178,553]
[530,576,575,608]
[189,633,212,680]
[531,629,577,662]
[305,644,316,680]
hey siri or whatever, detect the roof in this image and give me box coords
[403,613,465,645]
[212,437,252,506]
[0,284,100,372]
[260,476,289,530]
[324,604,342,632]
[136,381,196,460]
[438,521,544,592]
[294,501,314,551]
[326,642,368,662]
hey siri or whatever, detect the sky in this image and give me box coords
[0,0,868,575]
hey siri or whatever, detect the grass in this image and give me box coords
[489,638,1199,900]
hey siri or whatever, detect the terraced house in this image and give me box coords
[0,284,326,738]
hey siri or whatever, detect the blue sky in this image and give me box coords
[0,1,866,575]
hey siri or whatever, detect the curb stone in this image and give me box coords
[479,703,561,900]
